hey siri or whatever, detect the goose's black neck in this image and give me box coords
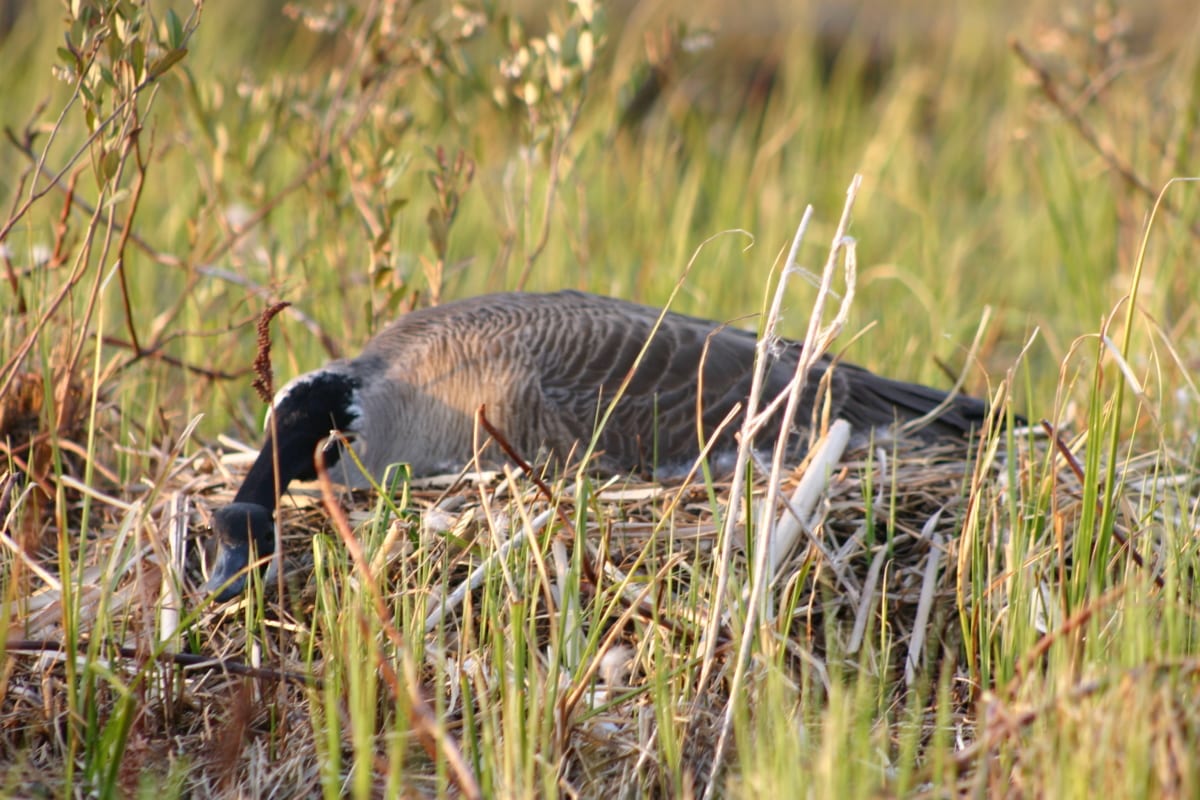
[232,370,363,509]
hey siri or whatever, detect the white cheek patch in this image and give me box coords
[342,394,364,432]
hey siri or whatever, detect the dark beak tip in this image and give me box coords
[205,568,246,603]
[205,544,250,603]
[207,581,238,603]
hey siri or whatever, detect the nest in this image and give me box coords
[1,426,1189,796]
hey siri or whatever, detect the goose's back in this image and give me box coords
[346,291,984,477]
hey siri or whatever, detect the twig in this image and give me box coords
[1004,582,1127,694]
[516,99,583,289]
[475,406,618,613]
[0,169,87,401]
[475,405,578,538]
[0,7,201,247]
[0,513,64,592]
[1,241,25,314]
[194,267,339,357]
[695,214,813,695]
[62,94,159,436]
[1010,37,1200,242]
[113,114,149,355]
[847,543,887,656]
[767,419,851,575]
[905,521,944,686]
[463,407,694,645]
[3,639,318,687]
[424,506,555,633]
[103,335,248,381]
[5,129,183,267]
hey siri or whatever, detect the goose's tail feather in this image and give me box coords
[832,363,1002,441]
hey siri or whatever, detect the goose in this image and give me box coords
[206,289,994,600]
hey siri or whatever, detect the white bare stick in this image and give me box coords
[847,544,888,656]
[767,419,851,575]
[905,517,945,687]
[696,206,814,692]
[158,492,189,651]
[705,175,863,800]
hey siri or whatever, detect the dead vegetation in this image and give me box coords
[1,420,1193,796]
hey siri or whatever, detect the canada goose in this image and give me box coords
[206,290,993,600]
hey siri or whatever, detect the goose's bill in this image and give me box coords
[205,543,281,602]
[206,540,251,602]
[206,501,277,602]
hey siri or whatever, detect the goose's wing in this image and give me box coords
[533,292,989,471]
[533,293,779,470]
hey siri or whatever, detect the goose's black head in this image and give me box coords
[264,369,365,485]
[206,368,362,602]
[206,502,275,601]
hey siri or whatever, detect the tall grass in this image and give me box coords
[2,0,1200,796]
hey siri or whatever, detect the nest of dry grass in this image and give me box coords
[1,425,1189,796]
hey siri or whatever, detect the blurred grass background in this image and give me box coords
[3,1,1200,796]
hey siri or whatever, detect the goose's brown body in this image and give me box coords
[206,290,990,600]
[331,290,983,476]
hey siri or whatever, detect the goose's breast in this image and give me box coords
[350,338,549,477]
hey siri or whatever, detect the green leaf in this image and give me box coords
[131,38,145,81]
[166,8,184,50]
[112,10,128,43]
[148,47,188,80]
[101,148,121,182]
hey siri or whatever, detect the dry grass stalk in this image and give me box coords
[704,175,862,797]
